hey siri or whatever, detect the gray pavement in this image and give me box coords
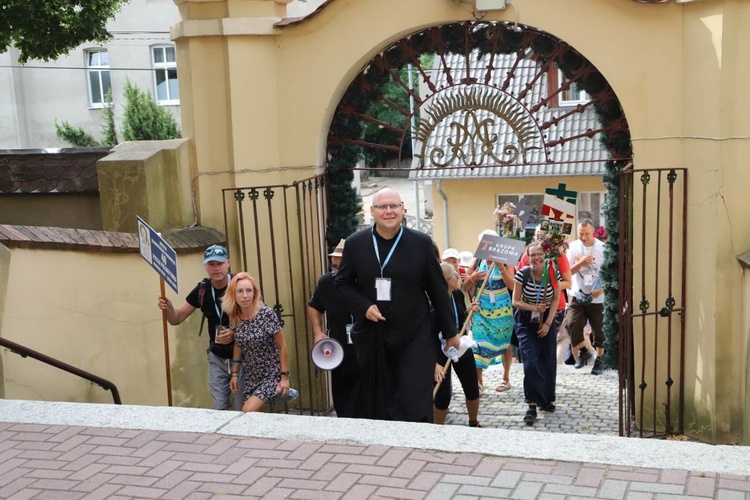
[2,362,750,499]
[445,362,620,435]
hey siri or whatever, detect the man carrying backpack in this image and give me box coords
[157,244,241,409]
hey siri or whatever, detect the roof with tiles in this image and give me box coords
[410,52,608,180]
[0,224,226,253]
[0,148,111,194]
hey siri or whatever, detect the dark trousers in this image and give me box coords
[434,349,480,411]
[515,310,558,406]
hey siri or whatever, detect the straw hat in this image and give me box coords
[328,239,346,257]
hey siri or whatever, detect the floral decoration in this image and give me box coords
[493,202,523,238]
[539,227,568,260]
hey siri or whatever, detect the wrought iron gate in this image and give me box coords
[618,165,687,437]
[222,173,332,415]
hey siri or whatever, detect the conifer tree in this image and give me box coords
[121,80,181,141]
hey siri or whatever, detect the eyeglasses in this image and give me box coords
[372,203,403,211]
[236,288,254,296]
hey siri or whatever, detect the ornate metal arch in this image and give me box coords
[327,21,632,172]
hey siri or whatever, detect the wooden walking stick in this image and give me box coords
[433,261,497,398]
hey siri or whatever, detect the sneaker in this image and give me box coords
[523,406,537,426]
[591,358,604,375]
[575,347,592,369]
[270,388,299,404]
[539,403,556,413]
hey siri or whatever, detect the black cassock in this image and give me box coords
[335,225,457,422]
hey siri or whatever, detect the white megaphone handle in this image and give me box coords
[345,324,353,344]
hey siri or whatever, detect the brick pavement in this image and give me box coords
[1,362,749,499]
[1,418,750,499]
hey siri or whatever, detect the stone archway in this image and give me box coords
[326,20,643,435]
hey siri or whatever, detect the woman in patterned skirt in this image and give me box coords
[223,272,292,412]
[464,231,516,393]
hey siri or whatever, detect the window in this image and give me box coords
[152,45,179,105]
[558,70,589,106]
[86,50,112,107]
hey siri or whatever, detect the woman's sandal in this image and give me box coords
[495,380,511,392]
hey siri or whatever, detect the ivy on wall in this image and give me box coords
[326,21,632,367]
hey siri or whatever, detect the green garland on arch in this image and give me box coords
[326,22,632,368]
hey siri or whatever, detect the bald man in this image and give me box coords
[335,187,459,422]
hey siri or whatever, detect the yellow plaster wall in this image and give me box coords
[97,139,194,233]
[171,0,750,442]
[0,249,211,408]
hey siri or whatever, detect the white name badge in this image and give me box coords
[584,274,594,286]
[375,277,392,301]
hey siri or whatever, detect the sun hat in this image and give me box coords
[459,251,474,268]
[477,229,499,242]
[328,239,346,257]
[203,244,229,264]
[441,248,460,261]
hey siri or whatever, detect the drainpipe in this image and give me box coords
[436,179,449,248]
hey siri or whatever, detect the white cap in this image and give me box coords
[459,251,473,267]
[477,229,499,242]
[441,248,460,261]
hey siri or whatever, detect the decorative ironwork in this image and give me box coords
[415,86,541,169]
[273,303,285,326]
[248,188,260,202]
[639,298,650,314]
[233,189,245,202]
[327,21,632,172]
[667,169,677,185]
[263,187,275,201]
[665,296,675,310]
[619,167,687,439]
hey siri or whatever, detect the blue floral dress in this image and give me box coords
[471,261,514,369]
[234,306,282,403]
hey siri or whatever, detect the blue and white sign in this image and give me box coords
[137,216,178,293]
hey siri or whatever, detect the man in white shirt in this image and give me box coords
[566,218,605,375]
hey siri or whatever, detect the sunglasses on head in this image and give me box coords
[206,247,227,257]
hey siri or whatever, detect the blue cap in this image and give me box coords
[203,245,228,264]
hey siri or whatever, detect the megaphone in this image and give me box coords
[311,338,344,370]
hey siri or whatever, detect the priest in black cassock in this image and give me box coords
[335,187,460,422]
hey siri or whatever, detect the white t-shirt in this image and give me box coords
[567,238,605,304]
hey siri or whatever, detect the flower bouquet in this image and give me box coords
[493,202,523,238]
[539,228,568,260]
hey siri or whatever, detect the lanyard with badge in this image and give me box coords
[372,226,403,301]
[211,274,232,327]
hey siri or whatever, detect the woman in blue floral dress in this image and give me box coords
[223,272,292,412]
[464,241,516,393]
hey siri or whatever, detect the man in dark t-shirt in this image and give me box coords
[157,244,241,410]
[308,239,359,417]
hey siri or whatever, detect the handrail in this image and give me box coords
[0,337,122,404]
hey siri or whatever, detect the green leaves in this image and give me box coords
[1,0,129,63]
[121,80,180,141]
